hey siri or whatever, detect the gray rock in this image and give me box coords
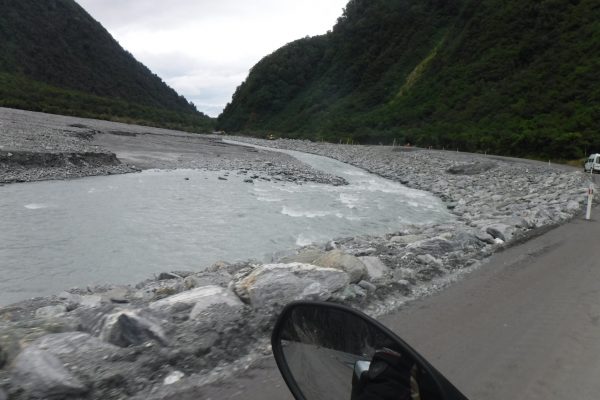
[566,200,580,212]
[103,286,130,303]
[58,292,103,308]
[99,310,168,347]
[476,231,496,244]
[325,240,339,251]
[358,280,377,292]
[278,247,326,264]
[192,331,220,356]
[0,388,6,400]
[158,272,183,281]
[33,332,118,357]
[79,295,103,308]
[407,237,457,257]
[446,161,495,175]
[354,247,377,256]
[359,256,390,282]
[188,286,244,319]
[206,260,230,272]
[11,347,87,398]
[163,370,185,385]
[505,216,531,229]
[150,285,242,317]
[35,304,67,319]
[0,344,6,368]
[390,234,426,245]
[313,250,367,283]
[182,270,232,290]
[335,284,368,303]
[417,254,442,266]
[135,279,185,301]
[58,292,103,310]
[57,291,77,301]
[234,263,350,308]
[486,223,515,242]
[451,231,485,250]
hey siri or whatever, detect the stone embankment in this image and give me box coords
[0,135,591,399]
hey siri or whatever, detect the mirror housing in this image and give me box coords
[272,301,468,400]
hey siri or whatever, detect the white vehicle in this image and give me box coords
[584,153,600,173]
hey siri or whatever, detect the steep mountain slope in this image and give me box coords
[218,0,600,159]
[0,0,213,131]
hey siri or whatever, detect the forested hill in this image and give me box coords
[218,0,600,159]
[0,0,213,132]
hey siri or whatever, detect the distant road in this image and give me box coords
[200,175,600,400]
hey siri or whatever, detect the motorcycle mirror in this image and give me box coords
[271,301,469,400]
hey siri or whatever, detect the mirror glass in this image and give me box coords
[276,304,444,400]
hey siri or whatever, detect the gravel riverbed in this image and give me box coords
[0,108,345,186]
[0,109,592,399]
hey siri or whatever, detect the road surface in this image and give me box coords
[198,176,600,400]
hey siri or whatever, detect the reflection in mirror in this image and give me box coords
[277,304,444,400]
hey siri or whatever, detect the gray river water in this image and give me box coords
[0,147,453,305]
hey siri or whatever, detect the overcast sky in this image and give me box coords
[75,0,348,117]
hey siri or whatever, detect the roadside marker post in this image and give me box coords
[586,183,594,220]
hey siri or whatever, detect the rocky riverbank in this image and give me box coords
[0,123,591,399]
[0,108,344,186]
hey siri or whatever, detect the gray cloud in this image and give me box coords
[76,0,348,117]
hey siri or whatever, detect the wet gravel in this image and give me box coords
[0,108,345,186]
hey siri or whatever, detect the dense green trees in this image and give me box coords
[0,72,214,132]
[0,0,213,132]
[218,0,600,159]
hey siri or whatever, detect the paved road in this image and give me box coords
[381,211,600,399]
[200,181,600,399]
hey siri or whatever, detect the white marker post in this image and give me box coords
[586,183,594,220]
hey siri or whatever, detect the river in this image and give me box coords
[0,147,453,305]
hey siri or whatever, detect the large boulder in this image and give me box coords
[149,285,243,316]
[234,263,350,309]
[11,333,129,398]
[99,310,167,347]
[16,333,136,399]
[188,287,244,319]
[35,305,67,319]
[11,347,87,399]
[358,256,390,283]
[313,250,366,283]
